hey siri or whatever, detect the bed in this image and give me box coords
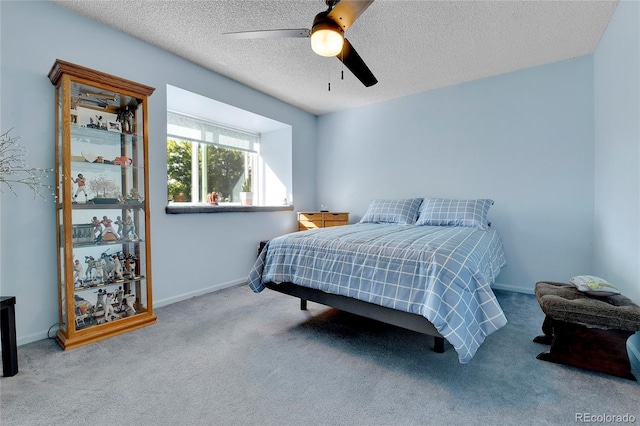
[247,198,508,363]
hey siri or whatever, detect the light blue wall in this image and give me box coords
[593,0,640,303]
[317,57,595,293]
[593,1,640,379]
[260,127,294,206]
[0,1,317,344]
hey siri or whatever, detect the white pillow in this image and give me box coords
[570,275,620,296]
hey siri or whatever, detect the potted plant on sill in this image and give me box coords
[239,177,253,206]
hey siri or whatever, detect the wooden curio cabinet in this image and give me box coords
[49,60,156,350]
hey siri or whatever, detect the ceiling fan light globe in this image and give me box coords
[311,25,344,57]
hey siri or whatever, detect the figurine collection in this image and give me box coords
[80,212,139,244]
[73,250,138,289]
[74,286,138,330]
[71,174,143,205]
[72,245,141,329]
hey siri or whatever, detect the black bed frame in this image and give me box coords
[264,282,446,353]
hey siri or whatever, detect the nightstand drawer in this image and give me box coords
[298,220,322,231]
[323,213,348,222]
[298,213,322,222]
[323,220,347,227]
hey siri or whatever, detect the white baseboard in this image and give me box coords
[11,278,248,348]
[491,282,535,295]
[153,278,247,308]
[15,328,58,347]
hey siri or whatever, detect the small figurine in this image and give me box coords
[113,156,133,166]
[72,174,87,203]
[73,259,84,287]
[124,215,137,240]
[122,292,136,317]
[117,105,134,133]
[93,258,105,284]
[100,252,115,282]
[95,289,106,311]
[206,191,219,205]
[84,256,97,282]
[127,188,142,202]
[104,292,116,322]
[114,216,124,235]
[121,189,141,204]
[91,216,102,232]
[112,255,124,281]
[91,217,103,241]
[115,286,124,311]
[101,215,120,240]
[125,256,137,278]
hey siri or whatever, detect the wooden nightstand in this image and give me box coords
[298,212,349,231]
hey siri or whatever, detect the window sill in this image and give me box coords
[165,203,294,214]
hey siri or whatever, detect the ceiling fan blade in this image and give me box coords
[337,38,377,87]
[223,29,310,39]
[328,0,374,32]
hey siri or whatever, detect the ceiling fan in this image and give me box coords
[223,0,377,87]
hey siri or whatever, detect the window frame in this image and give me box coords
[167,111,260,205]
[166,84,294,214]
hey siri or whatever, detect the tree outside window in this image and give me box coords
[167,138,249,203]
[167,139,192,201]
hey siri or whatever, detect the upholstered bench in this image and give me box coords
[533,281,640,380]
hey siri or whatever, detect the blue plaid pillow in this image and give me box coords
[415,198,494,230]
[359,198,423,225]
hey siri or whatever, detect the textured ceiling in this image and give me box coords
[51,0,618,115]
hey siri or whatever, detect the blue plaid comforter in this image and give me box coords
[248,223,507,363]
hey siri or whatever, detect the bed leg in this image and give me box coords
[434,336,445,353]
[300,299,307,311]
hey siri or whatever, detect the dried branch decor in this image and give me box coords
[0,129,52,198]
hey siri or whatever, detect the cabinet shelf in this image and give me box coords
[49,59,156,350]
[71,124,138,142]
[70,160,142,173]
[73,276,146,292]
[71,238,143,249]
[56,202,144,210]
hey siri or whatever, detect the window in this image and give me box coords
[166,85,293,209]
[167,112,257,204]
